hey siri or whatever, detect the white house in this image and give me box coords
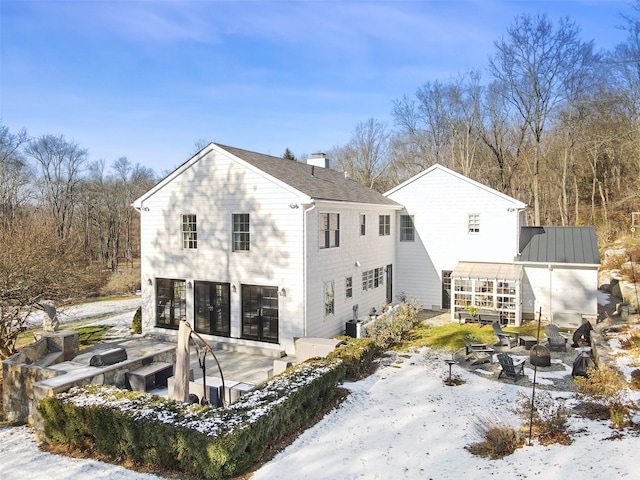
[134,147,601,354]
[133,144,401,356]
[384,164,527,322]
[384,164,600,326]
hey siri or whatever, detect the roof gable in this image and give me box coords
[384,163,527,208]
[517,226,601,265]
[134,143,399,208]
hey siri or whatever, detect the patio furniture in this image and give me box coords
[478,312,503,327]
[545,324,568,352]
[497,353,525,382]
[464,341,494,365]
[492,322,519,348]
[518,335,538,350]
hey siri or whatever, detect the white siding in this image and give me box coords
[305,202,396,338]
[523,264,599,322]
[139,149,306,354]
[387,167,524,310]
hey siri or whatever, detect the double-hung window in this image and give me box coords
[400,215,414,241]
[346,276,353,298]
[319,213,340,249]
[468,213,480,234]
[379,215,390,236]
[233,213,250,251]
[182,214,197,249]
[360,214,366,236]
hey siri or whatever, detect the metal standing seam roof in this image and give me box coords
[218,144,400,207]
[517,226,601,265]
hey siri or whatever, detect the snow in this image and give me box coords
[3,298,640,479]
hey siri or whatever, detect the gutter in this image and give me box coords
[302,201,316,338]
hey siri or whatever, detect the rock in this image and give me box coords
[41,300,59,332]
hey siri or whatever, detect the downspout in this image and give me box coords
[302,201,316,337]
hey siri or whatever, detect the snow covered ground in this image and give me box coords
[3,296,640,479]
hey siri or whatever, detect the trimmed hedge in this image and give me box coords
[39,358,353,479]
[38,304,417,478]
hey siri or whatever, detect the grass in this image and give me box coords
[394,320,542,352]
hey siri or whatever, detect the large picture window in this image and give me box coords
[233,213,250,251]
[319,213,340,249]
[182,214,197,249]
[156,278,186,329]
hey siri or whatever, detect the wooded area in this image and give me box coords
[331,11,640,242]
[2,8,640,358]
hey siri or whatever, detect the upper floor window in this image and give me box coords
[400,215,415,241]
[468,213,480,234]
[182,214,197,249]
[233,213,250,251]
[360,214,366,236]
[320,213,340,249]
[379,215,390,236]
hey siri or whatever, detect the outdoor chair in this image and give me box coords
[496,353,525,382]
[464,341,494,365]
[545,324,568,352]
[492,322,519,348]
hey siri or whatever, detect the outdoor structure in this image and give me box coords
[384,165,527,323]
[516,226,600,327]
[384,164,600,326]
[134,147,601,353]
[133,144,401,356]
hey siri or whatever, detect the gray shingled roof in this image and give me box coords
[517,226,601,265]
[218,144,400,206]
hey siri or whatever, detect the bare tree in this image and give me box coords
[0,124,32,226]
[332,118,392,191]
[25,134,88,240]
[488,13,596,225]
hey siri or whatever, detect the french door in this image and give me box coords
[241,285,279,343]
[194,281,230,336]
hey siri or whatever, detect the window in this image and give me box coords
[324,281,335,316]
[362,267,384,291]
[400,215,414,241]
[319,213,340,249]
[346,276,353,298]
[233,213,250,251]
[360,214,366,236]
[156,278,186,329]
[468,214,480,233]
[182,214,197,249]
[379,215,390,236]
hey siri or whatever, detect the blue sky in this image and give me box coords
[0,0,632,175]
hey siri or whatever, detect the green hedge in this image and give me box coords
[39,358,349,479]
[38,305,415,479]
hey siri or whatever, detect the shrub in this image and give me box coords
[630,369,640,390]
[368,298,422,350]
[327,336,379,380]
[513,392,571,445]
[466,416,524,459]
[132,307,142,334]
[574,366,631,429]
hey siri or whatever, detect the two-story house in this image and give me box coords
[385,164,600,327]
[134,145,600,355]
[133,144,401,356]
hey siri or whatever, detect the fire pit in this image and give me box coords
[529,344,551,367]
